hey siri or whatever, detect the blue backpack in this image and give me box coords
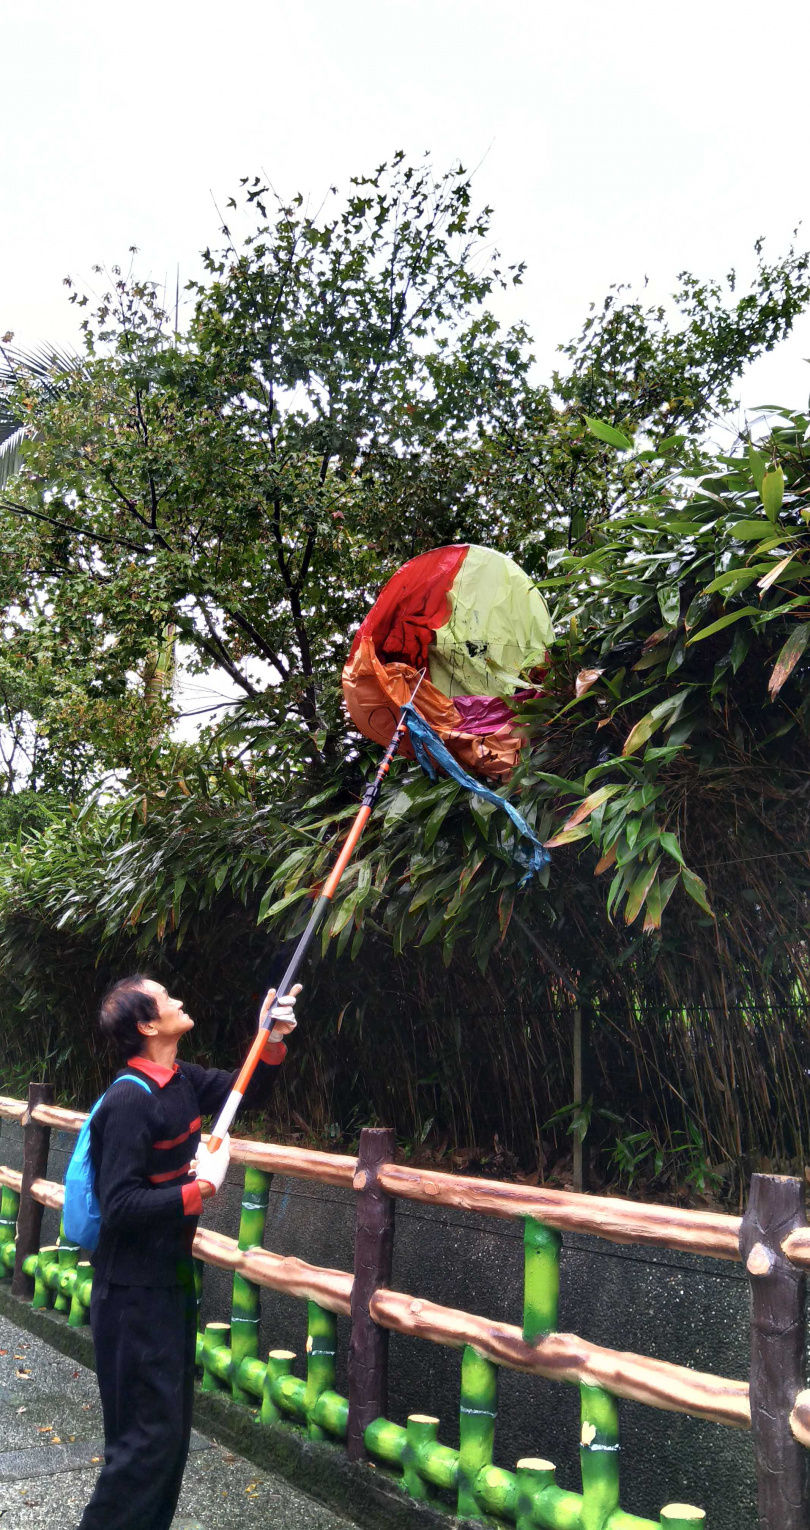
[63,1074,151,1250]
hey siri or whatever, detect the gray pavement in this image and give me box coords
[0,1315,360,1530]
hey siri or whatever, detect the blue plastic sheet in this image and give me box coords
[401,704,549,885]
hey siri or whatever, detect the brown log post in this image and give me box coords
[12,1082,54,1300]
[347,1126,395,1461]
[740,1173,808,1529]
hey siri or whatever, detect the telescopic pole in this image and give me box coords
[208,669,426,1150]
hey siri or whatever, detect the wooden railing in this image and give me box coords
[0,1084,808,1529]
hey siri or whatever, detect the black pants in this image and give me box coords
[78,1279,197,1530]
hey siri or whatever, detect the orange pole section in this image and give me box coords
[322,805,372,900]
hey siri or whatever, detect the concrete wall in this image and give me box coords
[1,1117,766,1527]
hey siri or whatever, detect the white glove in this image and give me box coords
[259,982,302,1034]
[194,1134,230,1194]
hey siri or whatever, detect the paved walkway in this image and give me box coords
[0,1315,360,1529]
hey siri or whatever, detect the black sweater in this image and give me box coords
[89,1054,280,1286]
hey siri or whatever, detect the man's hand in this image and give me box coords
[259,982,302,1035]
[193,1133,230,1197]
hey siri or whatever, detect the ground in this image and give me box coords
[0,1313,359,1529]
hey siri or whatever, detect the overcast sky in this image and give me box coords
[4,0,810,420]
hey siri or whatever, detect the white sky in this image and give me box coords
[4,0,810,421]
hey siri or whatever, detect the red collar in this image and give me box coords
[126,1056,179,1089]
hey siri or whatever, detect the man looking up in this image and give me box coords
[76,974,299,1530]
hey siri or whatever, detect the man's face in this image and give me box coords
[138,980,195,1041]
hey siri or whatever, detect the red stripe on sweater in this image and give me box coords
[148,1161,192,1185]
[153,1117,201,1151]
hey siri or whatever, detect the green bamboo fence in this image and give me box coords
[8,1101,782,1529]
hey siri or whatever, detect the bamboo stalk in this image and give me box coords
[32,1245,59,1310]
[262,1349,296,1425]
[659,1508,706,1527]
[0,1185,19,1278]
[376,1164,741,1261]
[458,1345,498,1520]
[524,1217,561,1340]
[370,1289,750,1428]
[53,1217,79,1314]
[311,1388,349,1439]
[305,1301,337,1440]
[69,1261,92,1326]
[230,1165,270,1402]
[192,1227,352,1314]
[201,1322,231,1393]
[515,1457,584,1530]
[579,1383,620,1527]
[402,1416,442,1500]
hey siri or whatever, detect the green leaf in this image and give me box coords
[760,466,784,521]
[728,519,779,540]
[625,860,661,924]
[748,447,767,492]
[681,866,713,916]
[659,831,686,866]
[657,585,681,626]
[584,415,634,451]
[686,606,759,644]
[621,694,685,756]
[768,623,810,698]
[258,886,311,923]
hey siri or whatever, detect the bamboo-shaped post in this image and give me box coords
[515,1458,557,1530]
[201,1321,230,1393]
[12,1081,53,1299]
[304,1301,337,1439]
[69,1261,92,1327]
[402,1415,441,1501]
[457,1344,498,1520]
[740,1172,808,1529]
[32,1245,59,1309]
[230,1165,271,1401]
[579,1382,620,1530]
[523,1217,561,1340]
[54,1216,80,1314]
[0,1185,19,1277]
[348,1125,395,1461]
[660,1508,706,1528]
[262,1349,296,1425]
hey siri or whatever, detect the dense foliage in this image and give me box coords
[1,158,809,1198]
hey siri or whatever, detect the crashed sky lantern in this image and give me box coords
[342,544,553,781]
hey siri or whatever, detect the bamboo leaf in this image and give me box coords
[563,783,624,830]
[768,623,810,697]
[757,553,797,596]
[543,824,592,849]
[681,867,713,916]
[625,860,661,925]
[760,466,784,521]
[686,606,759,644]
[642,875,663,932]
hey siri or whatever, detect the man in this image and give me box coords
[76,974,299,1530]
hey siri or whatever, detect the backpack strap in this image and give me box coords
[112,1074,152,1093]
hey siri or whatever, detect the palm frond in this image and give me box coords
[0,427,27,490]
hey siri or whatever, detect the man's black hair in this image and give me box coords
[99,976,158,1060]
